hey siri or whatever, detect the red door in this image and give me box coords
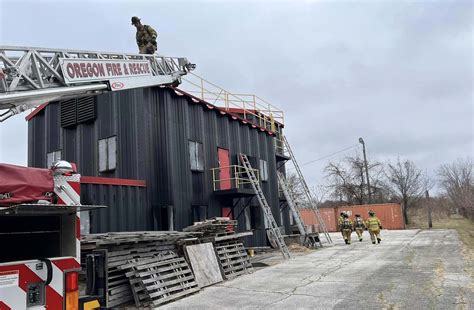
[222,207,234,231]
[218,148,231,190]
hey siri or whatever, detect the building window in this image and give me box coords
[260,159,268,182]
[192,205,208,222]
[98,136,117,172]
[46,150,62,168]
[188,140,204,171]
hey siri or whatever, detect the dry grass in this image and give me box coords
[407,212,474,251]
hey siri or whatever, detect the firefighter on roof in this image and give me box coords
[353,214,365,242]
[339,213,353,244]
[131,16,158,54]
[366,210,382,244]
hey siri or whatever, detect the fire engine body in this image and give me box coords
[0,45,194,309]
[0,162,88,310]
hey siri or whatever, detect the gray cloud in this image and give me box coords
[0,0,472,191]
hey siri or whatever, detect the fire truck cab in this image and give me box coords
[0,161,103,310]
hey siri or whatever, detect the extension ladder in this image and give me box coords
[282,136,332,244]
[239,154,291,259]
[277,171,321,247]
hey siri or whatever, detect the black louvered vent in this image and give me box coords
[77,96,95,123]
[60,99,77,128]
[60,96,96,128]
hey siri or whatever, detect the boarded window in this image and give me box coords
[98,136,117,172]
[189,140,204,171]
[46,150,62,168]
[260,159,268,182]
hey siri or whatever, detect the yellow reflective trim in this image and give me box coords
[83,300,100,310]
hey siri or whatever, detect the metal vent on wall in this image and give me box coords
[60,96,96,128]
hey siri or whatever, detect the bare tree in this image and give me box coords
[438,158,474,219]
[324,154,387,205]
[385,158,433,224]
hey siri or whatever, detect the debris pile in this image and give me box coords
[183,217,254,279]
[81,231,200,308]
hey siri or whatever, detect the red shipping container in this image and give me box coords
[300,208,338,232]
[337,203,405,230]
[300,203,404,232]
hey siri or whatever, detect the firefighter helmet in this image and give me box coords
[368,210,375,216]
[131,16,141,25]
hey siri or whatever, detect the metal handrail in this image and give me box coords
[210,165,259,191]
[179,73,284,131]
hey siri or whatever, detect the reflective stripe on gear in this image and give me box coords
[366,216,381,230]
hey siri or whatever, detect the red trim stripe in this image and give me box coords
[45,286,63,308]
[52,258,80,271]
[0,265,42,291]
[0,301,12,310]
[25,102,49,121]
[80,176,146,187]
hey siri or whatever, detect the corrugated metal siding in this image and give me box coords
[28,87,289,247]
[81,183,150,233]
[301,203,404,232]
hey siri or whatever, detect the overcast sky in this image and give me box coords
[0,0,472,192]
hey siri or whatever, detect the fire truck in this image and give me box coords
[0,46,194,309]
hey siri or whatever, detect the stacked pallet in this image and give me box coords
[119,252,199,307]
[81,231,200,308]
[183,218,254,280]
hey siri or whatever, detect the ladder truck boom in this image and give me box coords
[0,45,195,122]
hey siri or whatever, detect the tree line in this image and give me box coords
[289,156,473,224]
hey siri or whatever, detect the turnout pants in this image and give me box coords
[355,228,364,240]
[369,228,381,243]
[342,229,352,243]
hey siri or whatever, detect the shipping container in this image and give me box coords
[301,203,404,232]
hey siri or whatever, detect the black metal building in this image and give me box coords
[27,85,290,247]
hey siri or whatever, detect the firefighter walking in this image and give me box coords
[353,214,365,242]
[366,210,382,244]
[131,16,158,54]
[339,213,353,245]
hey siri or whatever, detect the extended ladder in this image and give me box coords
[277,171,321,248]
[239,154,291,259]
[277,171,306,236]
[0,46,195,121]
[282,136,332,244]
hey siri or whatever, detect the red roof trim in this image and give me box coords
[25,102,49,121]
[80,176,146,187]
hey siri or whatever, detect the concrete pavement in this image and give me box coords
[163,229,473,309]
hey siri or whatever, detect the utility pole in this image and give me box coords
[358,138,371,204]
[426,190,432,228]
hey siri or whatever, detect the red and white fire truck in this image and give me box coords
[0,46,194,309]
[0,161,103,310]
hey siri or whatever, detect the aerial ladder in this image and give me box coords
[0,46,195,122]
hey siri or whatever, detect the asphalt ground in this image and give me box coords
[162,229,473,309]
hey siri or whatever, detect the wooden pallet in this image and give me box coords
[123,255,200,307]
[81,232,199,308]
[215,242,253,279]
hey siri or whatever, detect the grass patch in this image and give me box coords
[407,215,474,251]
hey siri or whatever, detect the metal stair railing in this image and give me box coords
[239,154,291,259]
[283,136,332,244]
